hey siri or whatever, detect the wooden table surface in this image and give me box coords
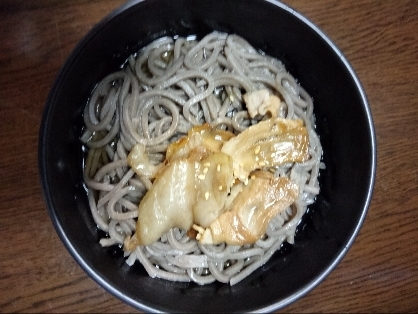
[1,0,417,312]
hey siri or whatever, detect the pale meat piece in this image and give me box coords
[192,152,234,228]
[199,172,299,245]
[128,143,164,178]
[125,140,234,249]
[221,118,310,181]
[243,89,282,119]
[166,123,234,161]
[124,159,196,249]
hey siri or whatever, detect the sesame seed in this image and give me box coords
[244,178,249,185]
[204,162,211,167]
[196,233,201,240]
[251,175,255,180]
[254,146,261,154]
[271,152,276,158]
[259,161,266,166]
[255,156,259,162]
[217,164,221,172]
[218,185,223,191]
[205,191,210,200]
[203,167,208,174]
[198,174,205,180]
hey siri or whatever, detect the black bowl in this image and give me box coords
[39,0,376,312]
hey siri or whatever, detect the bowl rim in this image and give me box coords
[38,0,377,312]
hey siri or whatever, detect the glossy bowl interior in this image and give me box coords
[39,0,376,312]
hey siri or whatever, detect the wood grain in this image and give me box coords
[0,0,417,312]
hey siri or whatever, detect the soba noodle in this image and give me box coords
[81,32,323,285]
